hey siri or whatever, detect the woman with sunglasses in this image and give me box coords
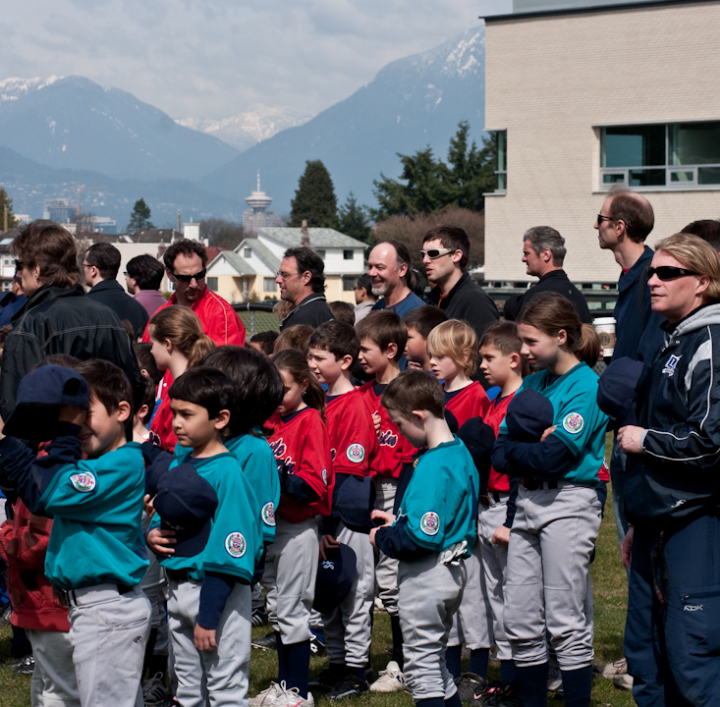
[617,233,720,707]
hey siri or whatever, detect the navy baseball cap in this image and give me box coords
[153,463,218,558]
[144,453,174,498]
[313,543,357,614]
[597,357,645,428]
[457,417,497,478]
[505,389,555,442]
[4,365,90,440]
[336,475,377,534]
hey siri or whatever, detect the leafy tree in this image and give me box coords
[127,198,155,232]
[338,192,371,242]
[200,219,245,250]
[289,160,339,229]
[371,122,496,220]
[0,187,19,231]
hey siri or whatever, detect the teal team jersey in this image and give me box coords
[498,362,608,484]
[157,452,262,583]
[396,437,478,554]
[40,442,149,590]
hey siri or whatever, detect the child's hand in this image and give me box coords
[372,412,381,436]
[193,624,217,651]
[406,360,424,372]
[371,509,395,526]
[540,425,557,442]
[58,404,87,427]
[319,534,339,561]
[146,527,176,556]
[144,494,156,520]
[491,525,511,547]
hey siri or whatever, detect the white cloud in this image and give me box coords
[2,0,509,119]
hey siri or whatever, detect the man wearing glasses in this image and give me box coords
[141,239,245,346]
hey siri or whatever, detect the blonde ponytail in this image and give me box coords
[149,306,216,368]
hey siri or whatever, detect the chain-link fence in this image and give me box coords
[233,302,281,337]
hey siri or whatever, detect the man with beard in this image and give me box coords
[367,240,424,318]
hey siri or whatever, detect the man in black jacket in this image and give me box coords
[84,243,149,339]
[503,226,591,323]
[1,222,145,419]
[423,225,498,339]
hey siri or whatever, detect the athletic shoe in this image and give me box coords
[273,684,315,707]
[481,683,523,707]
[594,656,628,678]
[613,673,634,691]
[252,632,278,651]
[309,631,326,657]
[369,661,406,693]
[143,672,168,706]
[0,603,12,625]
[12,654,35,675]
[249,682,284,707]
[455,672,486,703]
[252,609,269,627]
[547,663,563,692]
[373,597,385,613]
[309,664,348,691]
[328,674,369,701]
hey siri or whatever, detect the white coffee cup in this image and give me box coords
[593,317,616,357]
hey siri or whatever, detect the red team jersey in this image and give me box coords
[325,390,377,478]
[444,381,491,428]
[149,396,176,452]
[358,381,417,478]
[266,407,333,523]
[483,392,516,493]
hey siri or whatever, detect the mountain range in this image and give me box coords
[0,25,486,226]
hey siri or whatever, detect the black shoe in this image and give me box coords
[251,610,268,627]
[328,674,370,701]
[309,664,348,691]
[12,654,35,675]
[251,632,277,651]
[309,632,326,657]
[456,672,487,703]
[482,683,523,707]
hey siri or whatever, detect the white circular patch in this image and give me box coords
[261,502,276,527]
[70,471,96,493]
[562,412,584,434]
[347,444,365,464]
[322,468,328,485]
[420,511,440,536]
[225,532,247,558]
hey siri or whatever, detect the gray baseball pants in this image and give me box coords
[398,554,466,700]
[322,522,375,668]
[167,578,251,707]
[374,477,399,616]
[68,584,151,707]
[504,482,601,669]
[25,628,80,707]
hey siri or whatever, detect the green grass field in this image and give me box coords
[0,437,635,707]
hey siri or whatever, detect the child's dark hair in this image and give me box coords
[403,305,448,340]
[250,330,279,357]
[138,376,156,426]
[272,349,326,416]
[168,366,236,421]
[479,321,523,356]
[134,342,162,385]
[328,301,355,327]
[75,359,133,415]
[37,354,81,369]
[355,310,407,361]
[199,346,285,435]
[273,324,314,357]
[381,370,444,420]
[307,321,360,363]
[516,292,600,367]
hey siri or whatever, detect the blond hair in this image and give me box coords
[654,233,720,301]
[149,306,215,368]
[426,319,478,377]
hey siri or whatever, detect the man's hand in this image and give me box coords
[193,624,217,651]
[617,426,645,454]
[319,534,339,561]
[58,404,87,427]
[371,509,395,526]
[144,494,156,520]
[146,527,176,556]
[621,525,634,570]
[540,425,557,442]
[491,525,511,547]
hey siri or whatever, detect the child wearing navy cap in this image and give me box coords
[146,366,262,707]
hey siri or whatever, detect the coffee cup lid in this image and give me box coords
[593,317,616,325]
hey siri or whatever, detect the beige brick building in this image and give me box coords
[483,0,720,283]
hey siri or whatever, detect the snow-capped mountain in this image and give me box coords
[176,105,312,152]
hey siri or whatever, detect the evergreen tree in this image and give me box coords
[127,198,155,232]
[338,192,371,242]
[289,160,339,229]
[0,187,19,231]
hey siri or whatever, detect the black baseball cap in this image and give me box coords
[505,389,555,442]
[597,357,645,429]
[336,475,377,534]
[313,543,357,614]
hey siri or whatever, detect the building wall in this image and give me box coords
[212,274,258,304]
[484,1,720,282]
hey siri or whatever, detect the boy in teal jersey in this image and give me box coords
[147,366,262,707]
[0,360,151,707]
[370,370,481,707]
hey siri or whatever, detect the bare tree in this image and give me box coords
[200,219,245,250]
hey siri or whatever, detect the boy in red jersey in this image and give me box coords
[306,321,378,699]
[355,310,416,691]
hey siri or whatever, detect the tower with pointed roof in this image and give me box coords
[243,172,283,233]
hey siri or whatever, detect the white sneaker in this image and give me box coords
[249,682,284,707]
[369,661,406,693]
[613,673,634,691]
[594,656,628,678]
[273,683,315,707]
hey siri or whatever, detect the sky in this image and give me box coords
[2,0,510,121]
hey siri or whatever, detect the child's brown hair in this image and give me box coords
[355,310,407,362]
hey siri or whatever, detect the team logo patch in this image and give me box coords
[225,532,246,558]
[662,354,681,377]
[261,502,276,527]
[420,511,440,536]
[70,471,96,493]
[562,413,584,434]
[347,444,365,463]
[322,468,328,485]
[322,560,335,570]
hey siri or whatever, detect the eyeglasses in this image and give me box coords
[420,247,454,259]
[276,271,300,281]
[171,269,206,283]
[82,262,92,269]
[596,214,616,226]
[647,266,699,281]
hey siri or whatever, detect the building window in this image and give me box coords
[2,280,11,292]
[264,277,277,293]
[343,276,358,291]
[243,247,252,258]
[343,249,354,260]
[316,249,326,259]
[600,121,720,189]
[2,255,11,266]
[489,130,507,192]
[207,277,218,292]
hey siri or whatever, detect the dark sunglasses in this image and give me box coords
[171,269,206,283]
[596,214,616,226]
[647,266,699,281]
